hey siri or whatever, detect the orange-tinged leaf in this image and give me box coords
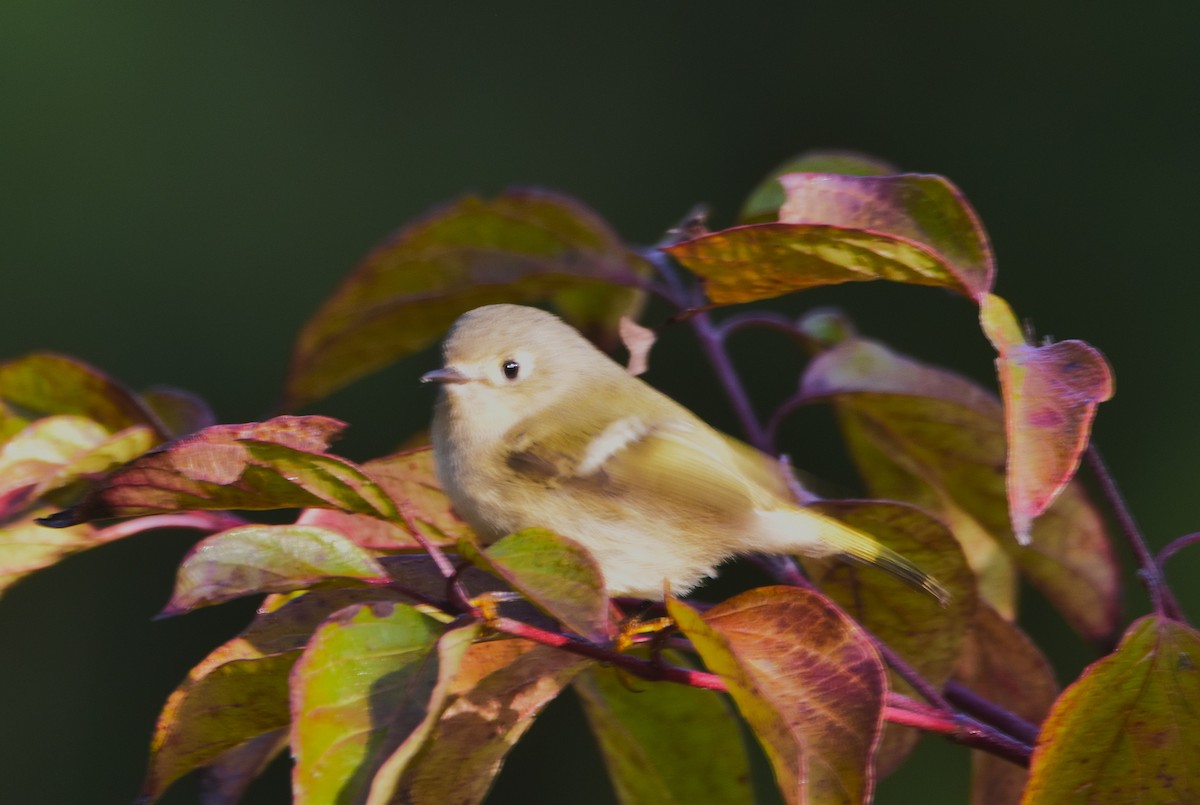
[953,604,1057,805]
[283,190,646,410]
[739,150,898,223]
[665,223,976,305]
[385,637,590,805]
[162,524,390,615]
[461,528,611,642]
[802,500,977,775]
[290,601,456,805]
[575,662,753,805]
[39,416,399,526]
[980,295,1114,543]
[297,447,470,549]
[1023,616,1200,804]
[801,336,1120,643]
[668,587,885,805]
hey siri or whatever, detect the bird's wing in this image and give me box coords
[502,401,761,525]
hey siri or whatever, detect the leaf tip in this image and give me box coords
[35,507,82,528]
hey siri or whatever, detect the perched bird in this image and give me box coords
[424,304,947,603]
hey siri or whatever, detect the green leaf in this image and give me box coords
[668,587,885,805]
[953,604,1057,805]
[575,662,753,804]
[145,653,298,803]
[980,294,1114,543]
[739,150,898,223]
[0,352,166,436]
[290,601,452,805]
[142,587,410,802]
[802,500,977,775]
[0,505,97,601]
[462,528,611,642]
[298,447,471,549]
[800,335,1119,643]
[384,637,590,805]
[0,416,156,520]
[1024,616,1200,804]
[163,524,390,615]
[283,190,646,410]
[40,416,400,526]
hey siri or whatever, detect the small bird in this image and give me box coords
[424,304,947,603]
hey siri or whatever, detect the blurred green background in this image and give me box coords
[3,3,1198,803]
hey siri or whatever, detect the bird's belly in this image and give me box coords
[460,482,737,600]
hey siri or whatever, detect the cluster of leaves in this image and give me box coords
[2,153,1197,804]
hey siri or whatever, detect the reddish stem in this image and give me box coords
[93,511,248,543]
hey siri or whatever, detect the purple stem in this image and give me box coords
[689,308,771,452]
[944,680,1040,746]
[1084,445,1182,619]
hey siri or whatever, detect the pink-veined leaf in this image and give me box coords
[575,661,753,804]
[799,334,1119,643]
[739,150,899,223]
[980,294,1114,544]
[283,191,647,410]
[668,587,885,805]
[297,447,471,549]
[1023,616,1200,804]
[382,637,590,805]
[460,528,611,643]
[39,416,399,526]
[0,352,167,437]
[162,524,390,616]
[953,604,1057,805]
[802,500,977,775]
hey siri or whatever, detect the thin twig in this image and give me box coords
[885,693,1031,768]
[944,680,1040,746]
[1085,445,1182,619]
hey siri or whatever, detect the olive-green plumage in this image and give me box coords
[425,304,947,603]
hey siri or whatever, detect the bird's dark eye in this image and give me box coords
[502,360,520,380]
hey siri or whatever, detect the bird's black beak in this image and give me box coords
[421,367,469,384]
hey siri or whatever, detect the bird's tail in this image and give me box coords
[754,508,950,605]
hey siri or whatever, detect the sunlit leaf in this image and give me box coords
[0,416,157,521]
[283,191,646,410]
[777,172,994,298]
[290,602,456,805]
[980,294,1114,543]
[39,416,399,526]
[139,386,217,438]
[800,335,1119,642]
[162,524,390,615]
[1024,616,1200,804]
[953,604,1057,805]
[297,447,470,549]
[802,500,977,774]
[575,662,753,804]
[0,352,165,436]
[669,587,885,805]
[668,173,992,305]
[739,150,898,223]
[0,505,98,600]
[461,528,611,642]
[141,587,409,802]
[386,637,590,805]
